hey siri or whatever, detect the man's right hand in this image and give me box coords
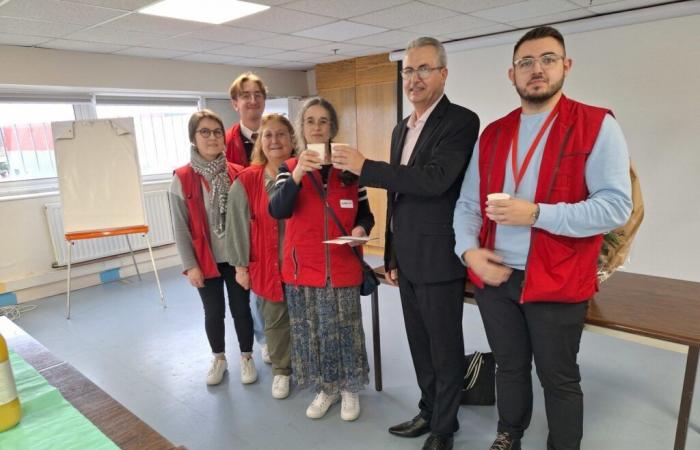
[385,268,398,286]
[186,266,205,288]
[463,249,512,286]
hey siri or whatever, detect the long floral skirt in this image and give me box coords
[285,283,369,394]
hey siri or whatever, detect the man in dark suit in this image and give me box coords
[331,37,480,450]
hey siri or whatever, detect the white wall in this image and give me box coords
[0,46,313,301]
[436,14,700,282]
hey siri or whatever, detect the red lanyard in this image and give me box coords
[510,105,559,193]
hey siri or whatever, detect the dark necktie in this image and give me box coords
[250,132,258,142]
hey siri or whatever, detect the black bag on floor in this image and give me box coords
[460,351,496,405]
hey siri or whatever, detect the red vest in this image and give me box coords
[225,123,250,167]
[237,165,284,302]
[282,159,363,288]
[471,95,609,303]
[174,162,242,279]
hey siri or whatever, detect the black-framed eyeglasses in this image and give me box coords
[513,53,565,71]
[196,128,224,138]
[400,65,444,80]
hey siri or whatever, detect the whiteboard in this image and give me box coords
[414,14,700,282]
[52,118,146,234]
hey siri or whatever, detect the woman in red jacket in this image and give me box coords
[226,114,295,399]
[269,98,374,421]
[169,109,256,386]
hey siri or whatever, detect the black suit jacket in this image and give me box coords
[360,95,479,284]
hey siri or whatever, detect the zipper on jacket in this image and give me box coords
[292,247,299,280]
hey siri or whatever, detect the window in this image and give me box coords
[96,102,198,176]
[0,102,76,182]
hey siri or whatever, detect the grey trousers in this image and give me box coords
[261,297,292,376]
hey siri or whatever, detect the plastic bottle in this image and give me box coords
[0,333,21,432]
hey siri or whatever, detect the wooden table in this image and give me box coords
[0,316,184,450]
[368,270,699,450]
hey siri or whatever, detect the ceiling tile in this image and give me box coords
[247,0,293,5]
[210,44,281,58]
[346,29,417,47]
[65,26,165,45]
[114,46,192,58]
[265,50,327,61]
[38,39,127,53]
[282,0,410,19]
[102,13,209,36]
[179,26,279,44]
[0,0,126,26]
[293,20,386,41]
[268,61,313,70]
[0,33,51,46]
[64,0,156,11]
[228,57,283,67]
[587,0,670,14]
[224,8,336,33]
[568,0,618,6]
[471,0,579,23]
[508,8,594,28]
[437,23,516,41]
[252,35,330,50]
[299,53,349,62]
[144,36,228,52]
[0,17,83,38]
[303,42,379,56]
[402,14,499,35]
[420,0,524,14]
[351,1,454,29]
[176,53,236,64]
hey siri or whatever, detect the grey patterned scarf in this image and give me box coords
[190,147,230,237]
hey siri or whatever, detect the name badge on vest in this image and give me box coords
[340,199,354,209]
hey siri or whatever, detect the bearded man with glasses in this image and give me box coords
[453,26,632,450]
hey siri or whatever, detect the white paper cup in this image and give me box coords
[330,142,348,154]
[487,192,511,201]
[307,143,327,163]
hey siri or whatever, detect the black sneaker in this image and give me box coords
[489,432,521,450]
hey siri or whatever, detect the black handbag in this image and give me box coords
[461,351,496,406]
[307,173,379,296]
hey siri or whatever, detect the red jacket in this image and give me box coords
[282,159,363,288]
[237,165,284,302]
[470,95,609,303]
[225,123,250,167]
[174,162,242,279]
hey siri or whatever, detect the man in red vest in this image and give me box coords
[453,27,632,450]
[225,72,267,166]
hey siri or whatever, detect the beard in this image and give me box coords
[515,75,565,104]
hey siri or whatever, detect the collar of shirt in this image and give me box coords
[239,121,257,141]
[407,93,444,130]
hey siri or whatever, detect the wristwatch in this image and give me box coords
[531,204,540,225]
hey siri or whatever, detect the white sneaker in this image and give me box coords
[306,391,339,419]
[340,391,360,421]
[261,344,272,364]
[271,375,290,399]
[206,358,227,385]
[240,357,258,384]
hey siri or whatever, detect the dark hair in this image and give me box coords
[188,109,225,144]
[513,26,565,56]
[250,114,297,166]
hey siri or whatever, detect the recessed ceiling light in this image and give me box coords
[139,0,269,25]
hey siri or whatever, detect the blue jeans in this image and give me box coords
[250,291,266,345]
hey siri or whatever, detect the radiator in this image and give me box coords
[45,190,175,267]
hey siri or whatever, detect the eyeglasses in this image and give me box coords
[238,91,264,102]
[513,53,565,71]
[400,65,444,80]
[196,128,224,138]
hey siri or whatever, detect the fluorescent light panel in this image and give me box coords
[139,0,269,25]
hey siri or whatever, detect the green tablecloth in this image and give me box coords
[0,351,119,450]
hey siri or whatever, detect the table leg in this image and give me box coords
[371,287,382,391]
[674,345,698,450]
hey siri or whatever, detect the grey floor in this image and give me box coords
[12,259,699,450]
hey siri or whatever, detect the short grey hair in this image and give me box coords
[406,36,447,67]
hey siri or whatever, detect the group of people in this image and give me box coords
[170,26,633,450]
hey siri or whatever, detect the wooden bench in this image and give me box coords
[0,316,185,450]
[368,269,699,450]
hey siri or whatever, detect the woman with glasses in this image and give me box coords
[226,114,296,399]
[169,109,257,387]
[269,97,374,421]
